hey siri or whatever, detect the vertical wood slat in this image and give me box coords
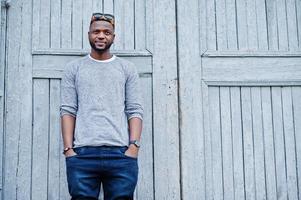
[48,80,61,199]
[266,0,278,50]
[261,87,277,200]
[236,0,248,50]
[225,0,238,49]
[230,87,245,200]
[272,87,288,200]
[32,79,49,200]
[114,0,124,50]
[209,87,224,200]
[136,76,154,200]
[216,0,228,50]
[251,87,266,200]
[50,0,61,48]
[220,87,234,200]
[39,0,51,48]
[152,0,180,198]
[124,0,135,50]
[61,0,72,48]
[286,0,299,50]
[255,0,268,50]
[246,0,258,49]
[145,0,154,52]
[82,0,93,50]
[32,0,41,50]
[276,0,289,50]
[204,84,214,200]
[241,87,256,200]
[297,0,301,48]
[3,1,33,199]
[282,87,299,200]
[72,0,83,49]
[134,0,146,50]
[207,0,217,50]
[92,0,102,13]
[292,86,301,200]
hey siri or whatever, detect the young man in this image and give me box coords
[60,13,143,200]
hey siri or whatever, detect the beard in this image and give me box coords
[89,40,113,53]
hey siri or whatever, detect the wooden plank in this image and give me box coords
[220,87,234,200]
[114,0,124,50]
[292,86,301,200]
[32,0,40,49]
[199,0,207,52]
[72,0,83,49]
[255,0,268,50]
[92,0,102,13]
[230,87,245,200]
[236,0,248,50]
[276,0,289,50]
[3,1,33,199]
[152,0,180,198]
[82,0,93,50]
[250,87,266,200]
[145,0,154,52]
[297,0,301,48]
[177,0,205,199]
[124,0,135,50]
[48,80,61,199]
[136,76,154,200]
[32,55,153,74]
[134,0,146,50]
[241,87,255,200]
[32,79,49,200]
[282,87,298,200]
[216,0,228,50]
[39,0,51,48]
[209,87,223,200]
[225,0,238,49]
[246,0,258,49]
[203,84,213,200]
[286,0,299,50]
[206,0,217,50]
[202,57,301,82]
[61,0,72,48]
[271,87,288,200]
[261,87,277,200]
[50,0,61,48]
[266,0,278,50]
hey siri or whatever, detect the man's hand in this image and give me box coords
[64,149,77,158]
[124,144,139,158]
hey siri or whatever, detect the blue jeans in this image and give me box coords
[66,146,138,200]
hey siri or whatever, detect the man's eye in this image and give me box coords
[105,31,111,35]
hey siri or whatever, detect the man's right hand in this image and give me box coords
[64,149,77,158]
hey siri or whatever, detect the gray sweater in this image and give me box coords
[60,55,143,148]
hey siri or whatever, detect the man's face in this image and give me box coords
[88,20,115,52]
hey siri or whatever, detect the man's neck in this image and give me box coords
[90,50,113,61]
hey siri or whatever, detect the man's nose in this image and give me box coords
[97,32,105,39]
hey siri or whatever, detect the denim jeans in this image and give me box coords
[66,146,138,200]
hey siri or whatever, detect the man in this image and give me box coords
[60,13,143,200]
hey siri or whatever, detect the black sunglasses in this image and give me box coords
[90,13,115,26]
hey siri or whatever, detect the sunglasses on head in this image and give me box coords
[90,13,115,26]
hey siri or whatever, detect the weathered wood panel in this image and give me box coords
[202,86,301,200]
[3,0,33,199]
[32,0,147,51]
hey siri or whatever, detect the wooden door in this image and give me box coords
[177,0,301,199]
[2,0,176,199]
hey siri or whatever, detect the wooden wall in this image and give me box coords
[1,0,301,199]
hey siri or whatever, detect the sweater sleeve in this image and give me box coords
[60,62,78,117]
[125,63,144,121]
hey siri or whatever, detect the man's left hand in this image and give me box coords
[124,144,139,158]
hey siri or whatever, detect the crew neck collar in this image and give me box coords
[88,54,116,63]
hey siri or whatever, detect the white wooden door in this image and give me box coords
[2,0,176,199]
[177,0,301,199]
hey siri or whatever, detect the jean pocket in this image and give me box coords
[119,147,138,160]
